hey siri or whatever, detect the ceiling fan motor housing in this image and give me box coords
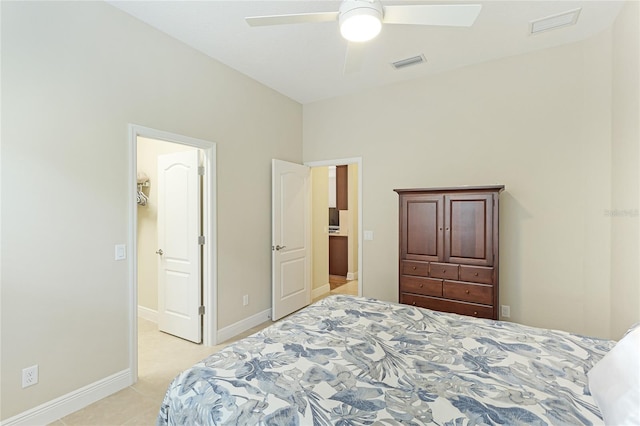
[339,0,384,42]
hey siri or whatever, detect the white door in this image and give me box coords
[272,159,311,321]
[157,150,202,343]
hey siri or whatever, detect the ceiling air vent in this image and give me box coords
[530,8,581,35]
[391,55,425,70]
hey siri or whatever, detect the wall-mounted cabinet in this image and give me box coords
[336,165,348,210]
[328,165,348,211]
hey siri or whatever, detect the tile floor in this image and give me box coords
[50,282,357,425]
[323,278,358,298]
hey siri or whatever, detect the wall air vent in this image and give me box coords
[391,55,426,70]
[530,8,581,35]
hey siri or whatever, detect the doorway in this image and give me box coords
[128,124,217,382]
[307,158,362,300]
[137,138,202,342]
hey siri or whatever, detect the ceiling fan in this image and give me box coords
[245,0,482,73]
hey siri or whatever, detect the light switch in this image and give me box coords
[115,244,126,261]
[364,230,374,241]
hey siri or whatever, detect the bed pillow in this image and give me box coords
[587,325,640,425]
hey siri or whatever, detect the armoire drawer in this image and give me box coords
[400,294,493,319]
[401,260,429,277]
[429,262,459,280]
[400,276,442,297]
[459,265,494,285]
[443,280,493,305]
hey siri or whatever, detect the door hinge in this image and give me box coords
[198,235,205,245]
[198,306,205,315]
[198,166,205,176]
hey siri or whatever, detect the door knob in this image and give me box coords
[275,245,286,251]
[156,249,164,255]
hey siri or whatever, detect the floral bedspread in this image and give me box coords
[157,295,613,425]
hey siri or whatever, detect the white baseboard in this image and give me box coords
[216,308,272,344]
[347,271,358,281]
[138,305,158,323]
[1,369,131,426]
[312,284,330,299]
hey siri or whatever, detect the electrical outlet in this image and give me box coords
[501,305,511,318]
[22,365,38,388]
[243,295,249,306]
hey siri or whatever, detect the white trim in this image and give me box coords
[137,305,158,323]
[0,370,131,426]
[312,283,331,299]
[346,271,358,281]
[128,124,218,389]
[305,157,363,298]
[127,125,139,383]
[216,308,272,344]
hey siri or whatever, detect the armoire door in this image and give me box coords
[401,193,444,262]
[444,193,494,266]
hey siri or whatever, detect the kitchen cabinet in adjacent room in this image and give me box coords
[336,165,348,211]
[329,235,348,276]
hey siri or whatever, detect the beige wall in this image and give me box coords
[304,29,624,340]
[311,167,330,292]
[611,1,640,339]
[136,138,197,312]
[1,1,301,420]
[1,0,637,421]
[348,164,359,278]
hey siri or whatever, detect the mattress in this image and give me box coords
[158,295,614,425]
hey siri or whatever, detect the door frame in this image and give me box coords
[127,124,217,383]
[305,157,363,297]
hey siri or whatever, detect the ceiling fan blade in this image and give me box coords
[383,4,482,27]
[246,11,338,27]
[343,42,366,75]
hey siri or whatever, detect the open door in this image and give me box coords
[157,150,202,343]
[272,159,311,321]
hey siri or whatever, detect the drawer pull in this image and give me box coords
[474,273,479,276]
[465,290,470,294]
[473,311,478,316]
[442,269,446,273]
[412,301,416,306]
[412,266,416,270]
[419,283,423,288]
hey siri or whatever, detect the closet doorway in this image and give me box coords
[137,138,203,342]
[128,124,217,382]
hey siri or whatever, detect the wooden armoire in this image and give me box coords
[394,186,504,319]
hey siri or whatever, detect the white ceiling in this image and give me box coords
[107,0,625,104]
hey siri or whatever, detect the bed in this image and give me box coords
[157,295,636,425]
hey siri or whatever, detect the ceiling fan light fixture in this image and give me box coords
[339,1,383,42]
